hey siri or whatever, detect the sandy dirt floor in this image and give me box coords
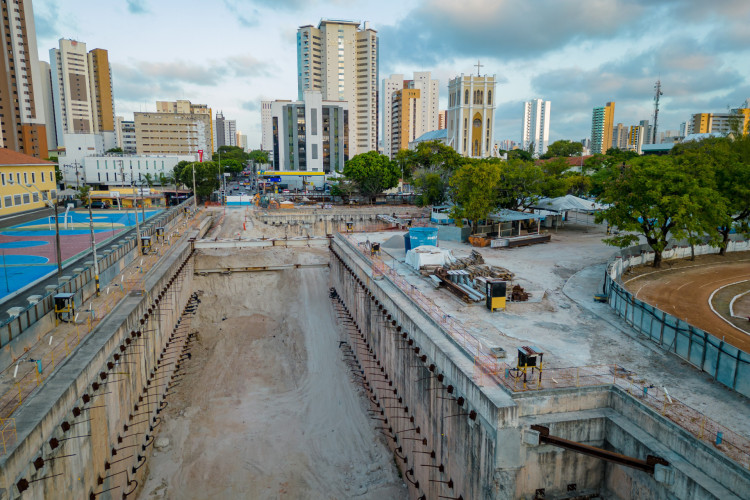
[622,252,750,351]
[138,209,407,500]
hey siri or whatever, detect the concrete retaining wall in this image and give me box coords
[333,234,750,500]
[0,218,205,499]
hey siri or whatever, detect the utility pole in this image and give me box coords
[652,79,663,145]
[121,161,141,254]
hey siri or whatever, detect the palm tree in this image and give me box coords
[144,173,154,187]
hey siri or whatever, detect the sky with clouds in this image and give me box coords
[33,0,750,149]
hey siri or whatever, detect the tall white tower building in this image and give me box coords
[50,39,95,140]
[522,98,550,157]
[382,71,439,158]
[297,19,378,156]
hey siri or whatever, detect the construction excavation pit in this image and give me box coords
[0,205,748,500]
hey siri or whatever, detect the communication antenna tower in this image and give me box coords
[652,80,663,144]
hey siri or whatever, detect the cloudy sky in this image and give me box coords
[33,0,750,149]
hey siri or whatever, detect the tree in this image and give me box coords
[538,157,571,198]
[449,161,502,230]
[220,158,243,175]
[413,172,447,207]
[329,178,358,203]
[507,149,532,161]
[76,185,92,206]
[672,136,750,254]
[541,140,583,159]
[496,159,544,210]
[177,162,220,201]
[106,147,123,154]
[343,151,400,202]
[143,173,154,187]
[594,155,724,267]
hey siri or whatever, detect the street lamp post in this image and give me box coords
[11,180,63,277]
[86,194,100,296]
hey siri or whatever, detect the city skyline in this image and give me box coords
[31,0,750,150]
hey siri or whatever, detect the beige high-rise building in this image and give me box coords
[390,88,422,155]
[87,48,115,135]
[50,40,116,150]
[382,72,439,158]
[0,0,48,157]
[438,110,447,130]
[135,100,213,160]
[51,39,95,136]
[446,74,497,158]
[297,19,378,155]
[612,123,628,150]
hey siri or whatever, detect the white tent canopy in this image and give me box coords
[531,194,606,212]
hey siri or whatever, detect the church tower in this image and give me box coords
[446,67,497,158]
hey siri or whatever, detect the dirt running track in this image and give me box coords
[627,261,750,352]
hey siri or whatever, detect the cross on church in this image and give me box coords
[475,60,483,76]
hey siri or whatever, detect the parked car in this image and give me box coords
[88,201,110,209]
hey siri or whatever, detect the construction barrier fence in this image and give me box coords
[604,239,750,399]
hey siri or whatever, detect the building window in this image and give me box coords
[33,192,39,203]
[464,90,469,105]
[16,173,21,184]
[0,173,4,185]
[14,194,22,205]
[31,172,35,183]
[312,144,318,159]
[23,172,27,184]
[41,171,45,183]
[488,90,492,105]
[4,196,11,207]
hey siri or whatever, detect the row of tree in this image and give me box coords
[334,136,750,267]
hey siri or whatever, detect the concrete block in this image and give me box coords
[654,464,675,485]
[522,429,540,447]
[26,295,42,305]
[45,285,58,293]
[7,307,24,318]
[59,275,72,283]
[73,268,84,274]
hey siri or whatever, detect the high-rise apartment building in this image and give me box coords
[590,102,615,154]
[612,123,627,150]
[297,19,378,155]
[39,61,57,150]
[213,111,237,150]
[261,100,274,158]
[639,119,652,145]
[382,72,439,158]
[135,100,213,160]
[522,98,551,157]
[690,108,750,135]
[0,0,48,157]
[270,91,350,174]
[627,125,645,154]
[390,88,422,155]
[446,74,497,158]
[50,40,116,149]
[87,48,115,136]
[116,116,136,154]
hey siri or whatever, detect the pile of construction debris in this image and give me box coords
[420,250,531,304]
